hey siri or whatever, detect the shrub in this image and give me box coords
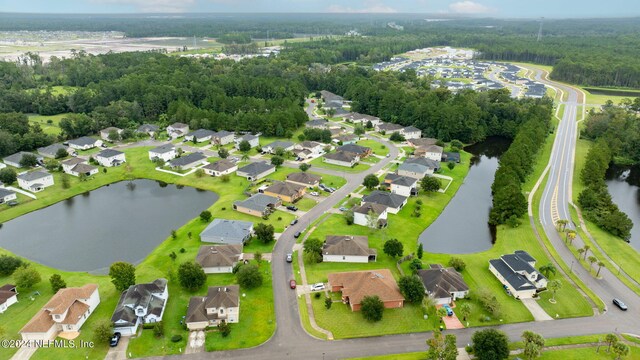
[200,210,212,222]
[314,292,321,299]
[14,266,41,289]
[179,248,186,253]
[448,257,466,271]
[0,255,24,276]
[153,322,164,337]
[170,334,183,343]
[93,320,114,344]
[361,295,384,322]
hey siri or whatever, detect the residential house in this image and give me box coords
[397,158,440,179]
[167,122,189,139]
[100,127,123,142]
[337,144,372,158]
[375,122,403,134]
[334,134,359,145]
[286,172,321,188]
[320,90,345,109]
[489,250,548,299]
[17,171,54,192]
[327,270,404,311]
[417,265,469,305]
[329,128,344,138]
[203,159,237,177]
[324,151,360,167]
[389,175,418,197]
[407,138,438,148]
[61,158,98,177]
[233,193,281,217]
[136,124,160,137]
[0,188,17,204]
[402,126,422,140]
[19,284,100,341]
[185,286,240,330]
[37,144,68,159]
[322,235,377,263]
[211,131,235,146]
[0,284,18,314]
[96,149,126,167]
[167,152,207,171]
[353,202,388,228]
[362,190,407,214]
[68,137,102,151]
[343,113,381,126]
[236,161,275,181]
[262,141,294,154]
[148,144,177,162]
[296,141,325,156]
[0,162,5,170]
[196,245,243,274]
[305,119,329,129]
[263,181,306,203]
[3,152,43,168]
[442,152,461,163]
[418,145,444,162]
[185,129,215,143]
[111,279,168,335]
[234,134,260,150]
[200,219,254,245]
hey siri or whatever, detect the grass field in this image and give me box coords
[310,157,370,173]
[356,139,390,157]
[27,113,70,135]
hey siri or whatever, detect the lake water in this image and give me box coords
[418,137,510,254]
[0,179,218,273]
[606,164,640,250]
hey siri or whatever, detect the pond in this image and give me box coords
[606,164,640,250]
[0,179,218,273]
[418,137,511,254]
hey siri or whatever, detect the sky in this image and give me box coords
[0,0,638,18]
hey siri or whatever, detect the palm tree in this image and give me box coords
[241,153,250,162]
[436,307,448,322]
[587,256,597,272]
[539,263,557,279]
[460,303,471,321]
[577,248,585,260]
[556,219,568,231]
[612,342,629,360]
[566,230,577,245]
[548,280,562,302]
[605,333,618,352]
[583,245,591,260]
[596,261,605,277]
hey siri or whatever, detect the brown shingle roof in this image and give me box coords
[286,172,321,186]
[417,267,469,299]
[43,284,98,315]
[204,159,236,172]
[328,269,404,306]
[20,310,55,333]
[353,202,387,215]
[60,301,90,325]
[264,181,305,197]
[407,138,438,147]
[185,286,240,324]
[323,235,376,257]
[196,245,243,268]
[0,284,17,306]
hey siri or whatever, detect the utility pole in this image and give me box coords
[537,17,544,42]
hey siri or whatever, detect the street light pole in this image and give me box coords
[570,260,575,273]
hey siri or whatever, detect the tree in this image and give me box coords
[459,303,471,321]
[363,174,380,190]
[108,130,120,142]
[200,210,212,222]
[236,264,263,289]
[421,176,441,192]
[254,223,275,244]
[476,288,501,316]
[194,168,205,178]
[0,168,17,185]
[409,258,423,273]
[417,243,424,259]
[582,245,591,260]
[398,275,425,303]
[555,219,569,231]
[361,295,384,322]
[447,162,455,170]
[271,155,284,168]
[239,140,251,153]
[596,261,605,277]
[218,320,231,337]
[299,163,311,172]
[354,124,366,135]
[566,230,577,245]
[303,237,324,263]
[389,132,405,142]
[605,333,618,352]
[365,120,373,129]
[93,320,114,344]
[254,251,263,265]
[587,256,598,271]
[426,330,458,360]
[539,263,557,278]
[436,307,448,322]
[450,139,463,150]
[612,342,630,360]
[14,266,41,289]
[49,274,67,293]
[383,238,404,258]
[178,261,207,291]
[55,147,68,159]
[448,257,466,271]
[547,279,562,302]
[0,255,24,276]
[471,329,510,360]
[274,147,285,157]
[19,153,38,167]
[153,321,164,337]
[324,297,332,309]
[218,148,229,159]
[522,331,545,360]
[44,158,59,171]
[109,262,136,292]
[577,248,585,259]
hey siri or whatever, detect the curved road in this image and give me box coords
[150,85,640,359]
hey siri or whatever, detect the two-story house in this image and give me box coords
[489,250,548,299]
[111,279,169,335]
[185,286,240,330]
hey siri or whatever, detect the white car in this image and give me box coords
[310,283,325,291]
[310,192,319,196]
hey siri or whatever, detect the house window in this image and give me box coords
[343,256,346,260]
[220,308,225,314]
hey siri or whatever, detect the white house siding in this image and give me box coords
[114,320,139,336]
[226,307,239,323]
[70,167,99,177]
[204,166,237,177]
[97,154,126,167]
[0,294,17,313]
[488,263,536,299]
[323,158,355,167]
[390,184,412,197]
[203,266,234,274]
[322,255,369,263]
[149,150,176,162]
[1,192,17,204]
[425,152,442,162]
[187,321,209,331]
[403,131,421,140]
[398,169,431,178]
[353,211,387,227]
[18,175,54,192]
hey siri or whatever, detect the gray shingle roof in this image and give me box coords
[417,267,469,299]
[286,172,321,185]
[237,161,275,177]
[204,159,236,172]
[264,181,305,197]
[68,137,99,147]
[168,152,206,167]
[186,286,240,324]
[0,188,16,198]
[324,151,358,163]
[323,235,376,257]
[97,149,124,158]
[337,144,369,155]
[490,259,537,291]
[200,219,253,243]
[362,191,407,209]
[3,152,41,165]
[111,279,168,327]
[234,193,279,213]
[186,129,215,139]
[37,144,67,157]
[150,144,175,154]
[264,141,294,150]
[17,171,51,182]
[196,245,242,268]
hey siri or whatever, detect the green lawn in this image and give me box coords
[310,157,370,173]
[292,197,318,212]
[510,345,640,360]
[27,113,71,135]
[347,352,427,360]
[356,139,390,157]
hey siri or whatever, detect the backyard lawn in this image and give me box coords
[356,139,390,157]
[310,157,370,173]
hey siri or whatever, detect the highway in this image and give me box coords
[148,79,640,360]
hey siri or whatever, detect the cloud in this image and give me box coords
[328,0,397,13]
[90,0,195,12]
[448,1,491,14]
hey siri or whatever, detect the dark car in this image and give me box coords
[294,231,301,238]
[109,332,122,347]
[290,279,297,289]
[286,205,298,212]
[613,298,628,311]
[290,219,298,226]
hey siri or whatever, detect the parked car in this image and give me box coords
[294,231,301,238]
[386,153,390,158]
[613,298,628,311]
[109,332,121,347]
[310,192,319,196]
[443,304,454,316]
[286,205,298,211]
[329,187,336,192]
[339,207,348,212]
[286,253,293,263]
[290,279,297,289]
[7,200,18,206]
[290,219,298,226]
[310,283,325,291]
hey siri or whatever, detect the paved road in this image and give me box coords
[486,66,521,98]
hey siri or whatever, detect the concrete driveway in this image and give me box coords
[185,331,205,354]
[104,335,129,360]
[521,298,554,321]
